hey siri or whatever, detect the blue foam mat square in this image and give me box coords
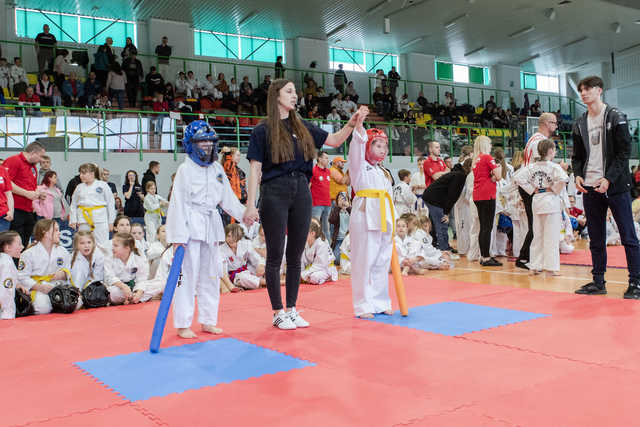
[75,338,315,401]
[365,302,549,336]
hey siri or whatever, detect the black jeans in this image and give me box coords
[517,187,534,262]
[474,199,496,259]
[583,188,640,283]
[10,209,36,247]
[259,172,312,310]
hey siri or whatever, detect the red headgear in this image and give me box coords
[365,128,388,165]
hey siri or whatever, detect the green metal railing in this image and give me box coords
[524,92,587,118]
[0,104,523,161]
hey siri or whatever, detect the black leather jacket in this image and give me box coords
[571,105,632,196]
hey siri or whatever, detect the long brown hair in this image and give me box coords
[266,79,316,164]
[71,231,95,269]
[493,147,507,179]
[113,232,141,256]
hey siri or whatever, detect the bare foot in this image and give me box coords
[401,266,410,276]
[382,310,394,315]
[549,271,561,276]
[131,290,143,304]
[358,313,374,318]
[177,328,197,339]
[202,324,223,334]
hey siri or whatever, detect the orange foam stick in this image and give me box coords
[391,241,408,316]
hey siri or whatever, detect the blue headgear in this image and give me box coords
[183,120,218,166]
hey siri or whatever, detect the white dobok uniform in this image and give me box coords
[514,160,568,272]
[340,234,351,274]
[0,253,18,319]
[69,181,116,249]
[104,252,151,304]
[18,243,71,314]
[220,239,261,290]
[453,178,472,255]
[146,241,169,279]
[70,250,105,308]
[166,157,245,329]
[300,237,338,285]
[348,128,394,316]
[143,194,167,243]
[393,181,417,216]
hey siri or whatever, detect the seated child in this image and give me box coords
[0,231,23,319]
[300,220,338,285]
[104,232,150,304]
[220,223,263,290]
[147,224,169,279]
[339,233,351,275]
[70,231,105,308]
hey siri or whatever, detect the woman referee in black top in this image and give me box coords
[243,79,367,330]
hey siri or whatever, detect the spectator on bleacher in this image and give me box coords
[326,107,341,132]
[103,37,116,66]
[304,78,318,98]
[121,37,137,61]
[345,81,359,103]
[53,49,68,89]
[416,92,429,113]
[334,64,347,94]
[164,83,175,109]
[259,75,271,92]
[387,66,401,99]
[186,71,201,99]
[215,73,229,95]
[509,97,518,114]
[399,93,410,116]
[530,99,541,117]
[330,92,347,118]
[221,85,238,111]
[106,62,127,110]
[275,56,285,79]
[238,87,258,115]
[343,95,357,118]
[94,91,111,110]
[240,75,252,96]
[142,161,159,196]
[155,37,172,78]
[0,89,5,111]
[175,71,188,97]
[145,66,164,98]
[316,86,327,98]
[122,52,143,108]
[481,105,494,128]
[10,57,28,97]
[84,71,101,108]
[382,86,394,119]
[493,107,507,128]
[61,72,84,107]
[0,58,9,93]
[308,105,321,119]
[201,74,221,100]
[3,141,47,246]
[93,44,111,87]
[229,77,240,99]
[152,92,169,140]
[373,86,384,115]
[485,95,497,111]
[35,73,54,106]
[375,69,386,90]
[123,170,144,220]
[35,24,56,75]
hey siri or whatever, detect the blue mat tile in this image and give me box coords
[75,338,315,401]
[365,302,549,336]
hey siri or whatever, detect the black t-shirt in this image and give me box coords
[123,182,145,217]
[35,32,57,47]
[248,118,329,183]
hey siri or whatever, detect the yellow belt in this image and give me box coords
[355,189,395,234]
[340,253,350,261]
[146,208,164,217]
[78,205,106,230]
[30,268,71,301]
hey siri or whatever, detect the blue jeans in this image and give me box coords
[0,217,10,232]
[333,237,344,265]
[311,205,331,241]
[583,188,640,283]
[426,202,451,251]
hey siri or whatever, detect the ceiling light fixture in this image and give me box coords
[518,53,540,65]
[444,13,468,29]
[326,23,347,38]
[464,46,485,56]
[238,11,258,27]
[562,36,587,48]
[400,36,425,49]
[509,25,535,38]
[384,17,391,34]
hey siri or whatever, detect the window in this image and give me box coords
[436,61,490,85]
[15,8,136,47]
[520,71,559,93]
[194,30,284,63]
[329,47,399,73]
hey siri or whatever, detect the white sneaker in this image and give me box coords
[273,310,296,330]
[288,307,310,328]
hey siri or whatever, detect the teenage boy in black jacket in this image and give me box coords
[572,75,640,299]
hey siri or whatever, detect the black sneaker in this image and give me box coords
[515,260,530,270]
[450,248,458,254]
[575,282,607,295]
[623,282,640,300]
[480,258,502,267]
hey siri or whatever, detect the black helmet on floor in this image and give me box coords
[49,284,80,314]
[14,288,34,317]
[81,281,110,308]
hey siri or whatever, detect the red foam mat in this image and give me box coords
[560,245,628,268]
[3,276,640,426]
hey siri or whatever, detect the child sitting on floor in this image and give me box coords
[301,220,338,285]
[0,231,23,319]
[220,223,263,290]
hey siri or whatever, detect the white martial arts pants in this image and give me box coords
[512,218,528,259]
[350,215,392,316]
[32,291,52,315]
[0,285,15,319]
[234,271,261,290]
[173,240,221,329]
[530,212,562,272]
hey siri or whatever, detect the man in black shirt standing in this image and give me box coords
[155,37,172,79]
[122,52,143,108]
[35,25,56,74]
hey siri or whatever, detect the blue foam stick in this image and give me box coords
[149,245,185,353]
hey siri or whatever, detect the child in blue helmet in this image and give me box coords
[166,120,249,338]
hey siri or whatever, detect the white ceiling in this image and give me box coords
[14,0,640,74]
